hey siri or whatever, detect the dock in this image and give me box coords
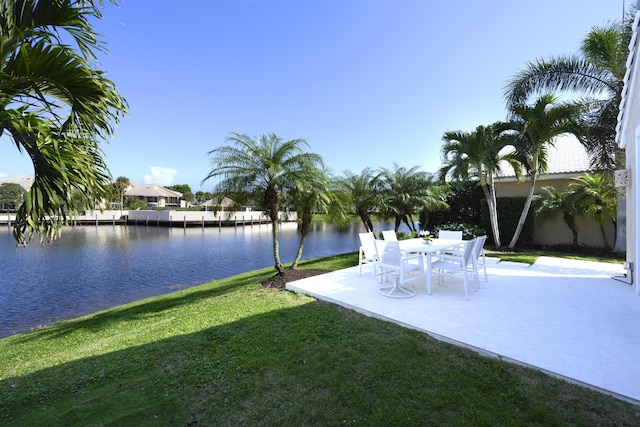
[0,210,298,229]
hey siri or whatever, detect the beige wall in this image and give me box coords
[495,175,615,247]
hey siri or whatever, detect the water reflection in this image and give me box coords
[0,222,396,337]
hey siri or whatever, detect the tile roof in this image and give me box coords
[0,176,34,190]
[497,133,593,179]
[124,184,182,198]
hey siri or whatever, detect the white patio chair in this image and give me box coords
[374,239,424,298]
[471,235,488,282]
[430,238,477,300]
[381,229,398,241]
[358,232,378,276]
[435,229,464,255]
[438,230,463,240]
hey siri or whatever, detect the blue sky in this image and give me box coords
[0,0,624,192]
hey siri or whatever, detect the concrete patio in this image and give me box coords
[286,256,640,404]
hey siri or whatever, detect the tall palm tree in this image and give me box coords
[504,21,631,171]
[505,94,585,249]
[289,166,347,269]
[504,17,633,252]
[379,164,448,233]
[115,176,131,213]
[567,172,617,248]
[1,0,128,243]
[336,168,383,235]
[439,123,520,249]
[203,133,322,273]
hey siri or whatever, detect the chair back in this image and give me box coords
[462,238,477,265]
[439,230,463,240]
[358,232,376,258]
[473,235,487,257]
[382,230,398,241]
[374,240,403,268]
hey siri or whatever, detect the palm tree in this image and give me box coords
[439,123,520,249]
[505,94,585,249]
[535,186,579,246]
[115,176,131,213]
[203,133,322,273]
[504,21,631,171]
[336,168,383,235]
[289,166,347,269]
[1,0,128,243]
[504,17,634,251]
[379,164,449,233]
[567,172,617,248]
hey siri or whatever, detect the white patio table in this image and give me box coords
[398,238,465,295]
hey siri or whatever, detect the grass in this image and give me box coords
[1,252,638,426]
[485,248,625,265]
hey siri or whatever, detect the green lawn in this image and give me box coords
[0,252,637,426]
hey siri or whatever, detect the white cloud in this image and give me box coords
[143,166,177,186]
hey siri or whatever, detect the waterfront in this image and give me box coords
[0,221,388,338]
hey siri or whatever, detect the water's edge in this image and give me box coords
[0,222,401,337]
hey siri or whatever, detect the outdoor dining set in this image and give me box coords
[358,230,488,300]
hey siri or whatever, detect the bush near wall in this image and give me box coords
[424,181,483,229]
[480,197,534,248]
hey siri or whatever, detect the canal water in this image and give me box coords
[0,221,400,337]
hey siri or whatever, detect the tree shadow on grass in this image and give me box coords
[6,268,277,345]
[1,301,637,426]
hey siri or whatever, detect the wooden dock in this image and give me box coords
[0,210,298,229]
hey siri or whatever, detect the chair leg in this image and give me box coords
[378,275,416,298]
[463,271,469,300]
[472,259,480,291]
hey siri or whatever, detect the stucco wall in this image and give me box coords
[495,176,615,247]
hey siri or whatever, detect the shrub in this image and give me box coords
[480,197,534,248]
[433,222,486,240]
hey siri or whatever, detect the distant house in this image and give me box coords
[200,196,237,211]
[495,134,614,246]
[615,9,640,292]
[0,175,34,190]
[124,184,184,209]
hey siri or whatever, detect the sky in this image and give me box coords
[0,0,627,193]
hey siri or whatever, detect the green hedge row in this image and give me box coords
[480,197,534,247]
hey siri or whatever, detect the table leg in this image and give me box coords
[426,252,432,295]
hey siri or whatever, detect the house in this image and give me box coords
[0,176,34,190]
[495,134,614,247]
[615,8,640,293]
[200,196,237,211]
[124,184,184,209]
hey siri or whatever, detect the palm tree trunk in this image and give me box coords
[599,225,609,248]
[266,186,284,272]
[292,209,313,269]
[481,183,501,249]
[358,208,374,234]
[271,218,283,272]
[508,172,537,249]
[564,214,578,246]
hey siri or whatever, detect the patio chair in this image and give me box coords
[430,238,477,300]
[381,229,398,241]
[438,230,463,240]
[436,229,464,254]
[358,232,378,276]
[374,239,424,298]
[472,235,488,282]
